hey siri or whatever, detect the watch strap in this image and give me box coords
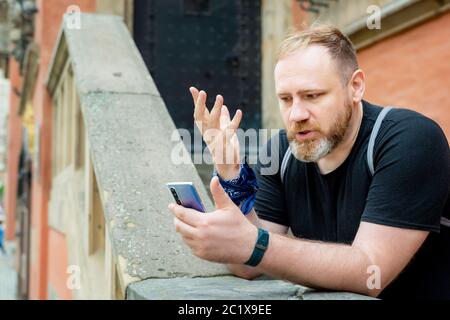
[244,228,269,267]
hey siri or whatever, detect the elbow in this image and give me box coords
[236,272,259,281]
[342,281,383,298]
[361,286,383,299]
[227,264,261,280]
[355,264,387,299]
[362,273,391,298]
[349,246,386,299]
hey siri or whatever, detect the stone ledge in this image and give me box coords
[46,13,229,294]
[80,92,228,281]
[126,276,376,300]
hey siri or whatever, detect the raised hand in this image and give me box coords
[190,87,243,179]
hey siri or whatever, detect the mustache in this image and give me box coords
[288,122,321,134]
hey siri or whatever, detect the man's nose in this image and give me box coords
[289,100,310,123]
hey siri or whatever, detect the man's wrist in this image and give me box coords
[215,164,240,180]
[214,159,259,215]
[238,224,259,264]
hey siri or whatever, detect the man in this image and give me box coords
[168,25,450,299]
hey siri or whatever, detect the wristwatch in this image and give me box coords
[245,228,270,267]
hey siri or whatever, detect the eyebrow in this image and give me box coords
[277,89,327,96]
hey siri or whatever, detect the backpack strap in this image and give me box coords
[280,146,292,184]
[367,107,393,176]
[441,217,450,227]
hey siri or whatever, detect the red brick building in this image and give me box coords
[359,11,450,139]
[5,0,96,300]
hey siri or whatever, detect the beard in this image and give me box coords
[287,99,353,162]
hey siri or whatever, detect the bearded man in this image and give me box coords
[168,25,450,299]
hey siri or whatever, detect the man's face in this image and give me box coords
[275,45,353,162]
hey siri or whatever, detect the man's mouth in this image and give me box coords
[295,130,316,141]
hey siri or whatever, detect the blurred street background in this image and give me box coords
[0,241,17,300]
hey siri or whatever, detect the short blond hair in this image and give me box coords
[278,24,359,84]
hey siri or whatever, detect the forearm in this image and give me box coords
[257,233,376,296]
[224,199,371,291]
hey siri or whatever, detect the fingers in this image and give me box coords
[210,176,234,210]
[230,109,243,131]
[173,216,197,239]
[220,105,231,129]
[193,90,209,126]
[224,109,243,142]
[189,87,199,103]
[168,203,202,227]
[190,87,201,119]
[181,235,197,247]
[210,95,224,128]
[190,88,240,133]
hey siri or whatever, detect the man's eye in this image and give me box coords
[305,93,321,100]
[281,97,291,102]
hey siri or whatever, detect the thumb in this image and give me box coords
[210,176,234,210]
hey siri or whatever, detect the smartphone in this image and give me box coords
[166,182,206,213]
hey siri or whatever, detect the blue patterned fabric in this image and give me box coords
[214,158,259,215]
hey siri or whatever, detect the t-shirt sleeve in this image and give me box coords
[253,132,289,226]
[361,112,450,233]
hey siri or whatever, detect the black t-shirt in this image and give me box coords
[254,100,450,299]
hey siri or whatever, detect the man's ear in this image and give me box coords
[349,69,365,104]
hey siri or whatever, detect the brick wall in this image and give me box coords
[358,11,450,140]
